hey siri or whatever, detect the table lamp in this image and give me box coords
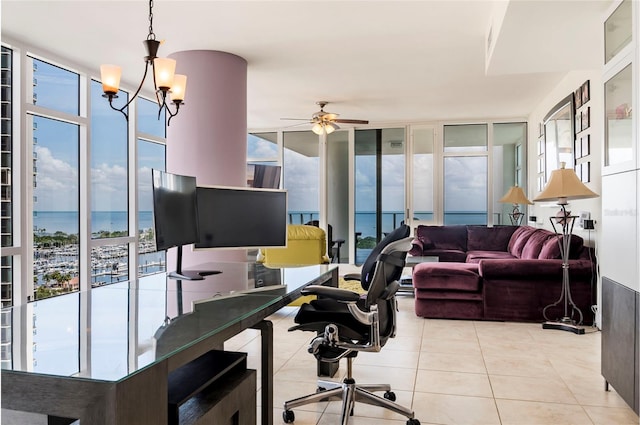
[533,162,599,334]
[499,185,533,225]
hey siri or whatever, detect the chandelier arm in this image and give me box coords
[106,96,129,121]
[166,103,181,126]
[152,60,163,107]
[157,92,168,121]
[109,61,152,121]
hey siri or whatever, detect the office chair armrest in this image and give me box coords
[301,285,361,302]
[342,273,361,281]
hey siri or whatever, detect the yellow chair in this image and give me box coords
[258,224,330,266]
[258,224,330,306]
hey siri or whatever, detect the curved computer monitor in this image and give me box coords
[194,185,287,250]
[151,169,205,280]
[247,164,281,189]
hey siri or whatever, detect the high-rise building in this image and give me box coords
[1,46,13,308]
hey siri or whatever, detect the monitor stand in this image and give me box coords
[167,246,221,281]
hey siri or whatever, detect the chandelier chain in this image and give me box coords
[147,0,156,40]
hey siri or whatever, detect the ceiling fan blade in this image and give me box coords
[282,122,311,129]
[281,117,311,121]
[334,118,369,124]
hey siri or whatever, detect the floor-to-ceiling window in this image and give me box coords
[443,124,488,225]
[411,126,436,224]
[2,40,168,304]
[493,122,527,225]
[284,131,319,224]
[327,130,350,263]
[90,79,129,286]
[247,132,280,187]
[354,128,405,264]
[31,58,81,299]
[137,98,167,277]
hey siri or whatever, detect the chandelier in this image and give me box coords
[100,0,186,125]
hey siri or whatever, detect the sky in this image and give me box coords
[32,57,495,224]
[33,59,165,213]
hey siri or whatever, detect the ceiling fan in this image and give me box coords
[282,101,369,135]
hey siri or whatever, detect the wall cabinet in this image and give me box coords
[600,0,640,415]
[601,278,639,414]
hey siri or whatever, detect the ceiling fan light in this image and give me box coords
[312,122,324,135]
[325,123,336,134]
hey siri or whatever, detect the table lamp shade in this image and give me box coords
[534,162,599,203]
[499,186,533,205]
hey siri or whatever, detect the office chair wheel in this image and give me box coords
[406,419,420,425]
[283,409,295,423]
[384,391,396,401]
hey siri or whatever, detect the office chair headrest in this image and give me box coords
[360,224,410,290]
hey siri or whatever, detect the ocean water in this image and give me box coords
[33,210,487,237]
[33,211,154,235]
[290,211,487,237]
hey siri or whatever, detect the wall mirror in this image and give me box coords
[544,94,574,181]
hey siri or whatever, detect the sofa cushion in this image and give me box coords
[413,262,480,292]
[413,294,483,320]
[466,250,517,263]
[538,234,585,259]
[520,229,554,259]
[507,226,538,258]
[415,225,467,251]
[467,225,518,251]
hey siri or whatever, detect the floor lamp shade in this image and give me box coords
[499,186,532,225]
[534,162,599,203]
[499,186,533,205]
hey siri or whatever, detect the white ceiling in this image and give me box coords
[1,0,609,130]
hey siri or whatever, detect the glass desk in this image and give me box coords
[1,261,338,425]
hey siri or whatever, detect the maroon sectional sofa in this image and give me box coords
[410,225,596,324]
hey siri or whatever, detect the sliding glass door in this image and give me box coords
[354,128,405,264]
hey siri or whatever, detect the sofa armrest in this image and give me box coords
[409,238,424,256]
[478,259,594,280]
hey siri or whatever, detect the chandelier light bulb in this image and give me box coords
[153,57,176,91]
[170,74,187,102]
[100,64,121,94]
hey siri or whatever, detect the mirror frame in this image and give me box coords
[543,94,575,182]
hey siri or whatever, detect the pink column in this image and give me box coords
[166,50,247,265]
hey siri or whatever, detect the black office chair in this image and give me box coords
[282,224,420,425]
[305,220,345,263]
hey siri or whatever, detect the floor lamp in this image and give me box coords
[499,185,533,225]
[533,162,599,334]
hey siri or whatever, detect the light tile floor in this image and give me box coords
[226,294,640,425]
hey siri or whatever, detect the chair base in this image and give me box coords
[283,377,417,425]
